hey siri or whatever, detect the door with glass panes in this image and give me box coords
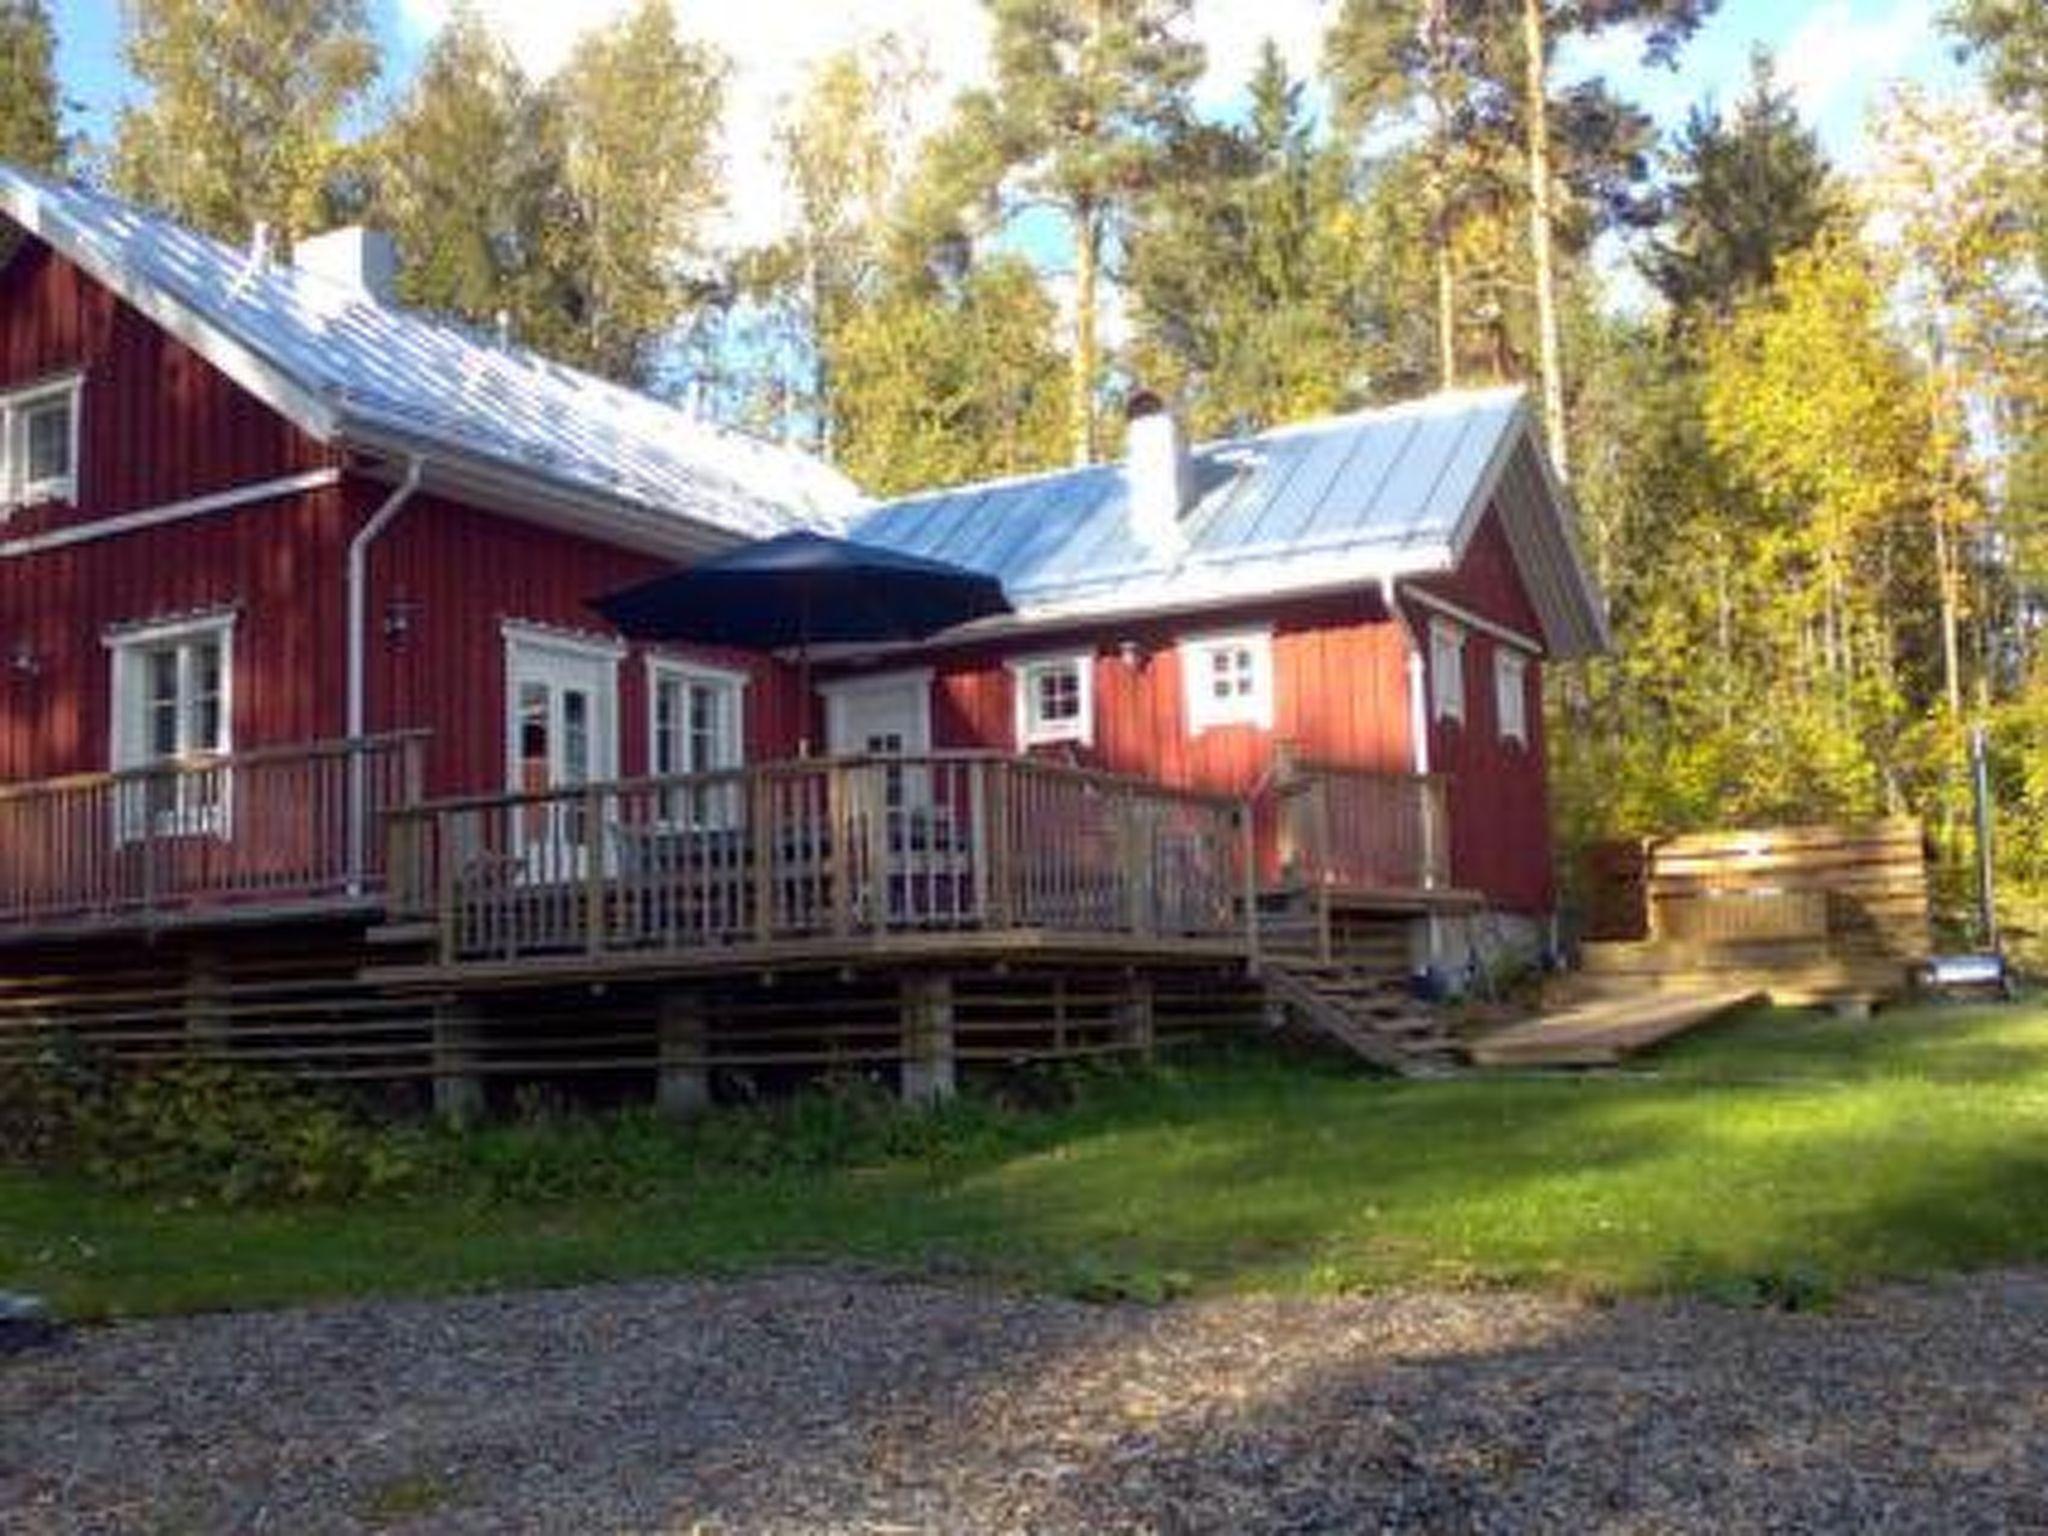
[506,638,617,878]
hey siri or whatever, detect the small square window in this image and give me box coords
[2,377,80,507]
[1183,630,1273,733]
[1012,654,1093,747]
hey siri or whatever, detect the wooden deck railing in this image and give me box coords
[387,753,1255,966]
[1269,763,1450,893]
[0,732,426,929]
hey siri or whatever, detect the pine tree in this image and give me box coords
[1127,43,1372,434]
[1510,0,1717,479]
[0,0,64,174]
[1325,0,1492,389]
[112,0,379,244]
[1641,53,1838,319]
[964,0,1204,463]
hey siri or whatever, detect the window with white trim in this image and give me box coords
[1182,629,1273,733]
[1010,653,1094,748]
[649,659,745,826]
[108,613,234,837]
[1429,618,1466,724]
[1495,648,1529,745]
[2,376,81,509]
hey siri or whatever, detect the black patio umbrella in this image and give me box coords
[591,530,1012,754]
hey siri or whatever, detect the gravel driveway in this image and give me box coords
[5,1268,2047,1533]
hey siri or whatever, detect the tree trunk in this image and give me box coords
[1071,200,1100,466]
[1519,0,1567,479]
[1425,0,1457,390]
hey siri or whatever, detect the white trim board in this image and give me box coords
[1402,587,1544,656]
[2,469,341,558]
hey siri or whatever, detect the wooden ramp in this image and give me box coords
[1465,987,1765,1068]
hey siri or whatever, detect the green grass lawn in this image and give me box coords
[8,997,2048,1319]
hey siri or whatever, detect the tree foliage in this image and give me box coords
[963,0,1204,462]
[0,0,64,174]
[111,0,379,243]
[1642,52,1838,318]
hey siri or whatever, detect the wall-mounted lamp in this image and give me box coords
[382,595,422,644]
[8,640,40,680]
[1116,639,1150,670]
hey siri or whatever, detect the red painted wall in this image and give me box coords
[897,589,1414,797]
[0,240,329,544]
[0,237,350,780]
[1410,510,1554,913]
[365,494,804,797]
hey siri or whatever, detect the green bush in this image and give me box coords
[0,1051,418,1206]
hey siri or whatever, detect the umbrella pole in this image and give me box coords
[798,643,813,758]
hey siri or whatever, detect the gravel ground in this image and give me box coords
[5,1269,2048,1534]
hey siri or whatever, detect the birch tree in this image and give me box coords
[112,0,379,243]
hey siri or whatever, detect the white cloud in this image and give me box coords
[1777,0,1939,131]
[395,1,1333,249]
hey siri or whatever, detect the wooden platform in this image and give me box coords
[1465,986,1765,1068]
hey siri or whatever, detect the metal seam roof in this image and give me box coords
[849,387,1609,658]
[0,164,861,541]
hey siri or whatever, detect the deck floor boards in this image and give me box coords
[1466,987,1766,1068]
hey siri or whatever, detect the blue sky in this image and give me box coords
[51,0,1969,246]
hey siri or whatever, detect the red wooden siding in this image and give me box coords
[366,493,805,797]
[0,239,330,544]
[1410,507,1554,913]
[911,591,1414,797]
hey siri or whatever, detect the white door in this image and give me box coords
[506,635,619,875]
[824,672,931,807]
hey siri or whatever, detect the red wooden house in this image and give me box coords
[0,167,1606,1106]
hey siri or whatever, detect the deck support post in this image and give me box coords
[899,972,956,1107]
[182,945,230,1057]
[656,990,713,1120]
[432,1000,485,1126]
[1117,970,1157,1064]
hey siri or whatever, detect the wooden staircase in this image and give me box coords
[1261,959,1463,1076]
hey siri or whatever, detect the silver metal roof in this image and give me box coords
[0,166,860,541]
[852,387,1609,657]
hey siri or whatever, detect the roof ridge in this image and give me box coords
[872,386,1532,511]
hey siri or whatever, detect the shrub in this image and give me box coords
[0,1051,418,1206]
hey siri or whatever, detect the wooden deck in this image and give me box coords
[1575,819,1930,1008]
[0,733,424,935]
[380,753,1260,980]
[1466,987,1766,1067]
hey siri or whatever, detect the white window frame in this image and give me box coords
[1008,652,1095,748]
[2,373,83,510]
[105,609,237,840]
[1181,628,1274,734]
[1429,618,1466,725]
[500,621,624,794]
[1495,647,1529,746]
[647,657,749,777]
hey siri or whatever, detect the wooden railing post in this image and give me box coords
[751,770,775,943]
[584,784,607,954]
[1240,801,1261,969]
[436,810,458,966]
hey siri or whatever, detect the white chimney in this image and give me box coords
[294,226,400,305]
[1125,389,1194,556]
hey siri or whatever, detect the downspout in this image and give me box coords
[346,457,425,890]
[1384,574,1447,978]
[1381,575,1431,779]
